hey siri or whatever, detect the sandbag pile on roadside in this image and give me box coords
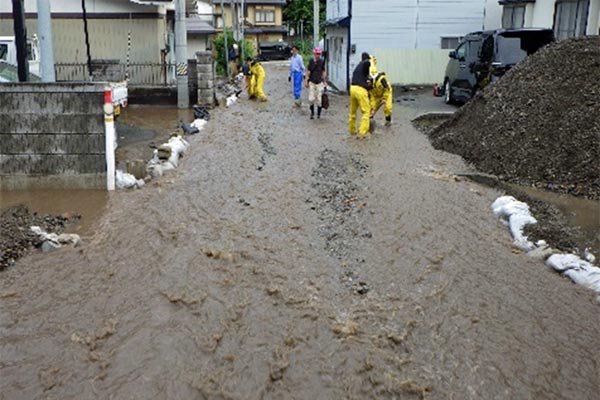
[429,37,600,199]
[492,195,600,295]
[116,107,212,189]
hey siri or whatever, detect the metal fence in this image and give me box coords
[54,63,177,86]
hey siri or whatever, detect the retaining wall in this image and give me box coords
[0,83,106,190]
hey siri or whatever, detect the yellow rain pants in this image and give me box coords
[250,63,267,101]
[370,83,393,118]
[349,85,371,136]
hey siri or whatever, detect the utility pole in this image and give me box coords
[11,0,28,82]
[37,0,56,82]
[175,0,189,108]
[220,0,229,76]
[240,0,245,60]
[313,0,319,48]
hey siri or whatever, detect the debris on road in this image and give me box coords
[429,37,600,199]
[0,206,80,269]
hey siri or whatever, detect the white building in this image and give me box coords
[497,0,600,38]
[325,0,502,90]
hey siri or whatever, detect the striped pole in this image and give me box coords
[126,13,131,80]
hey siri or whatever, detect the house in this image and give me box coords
[186,0,216,59]
[325,0,502,90]
[497,0,600,38]
[211,0,287,47]
[0,0,174,65]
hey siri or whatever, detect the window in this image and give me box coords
[0,43,7,60]
[554,0,589,39]
[441,36,463,49]
[255,10,275,24]
[455,43,467,60]
[502,5,526,29]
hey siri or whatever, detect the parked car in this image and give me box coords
[257,41,291,61]
[443,28,554,104]
[0,60,41,82]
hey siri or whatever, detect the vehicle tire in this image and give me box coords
[444,80,453,104]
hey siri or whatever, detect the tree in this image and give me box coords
[283,0,325,38]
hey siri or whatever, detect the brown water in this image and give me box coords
[507,183,600,250]
[116,105,195,163]
[1,64,598,399]
[0,189,109,235]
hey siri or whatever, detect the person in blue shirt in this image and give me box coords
[289,45,305,106]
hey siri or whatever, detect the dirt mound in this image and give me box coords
[429,37,600,199]
[0,206,78,270]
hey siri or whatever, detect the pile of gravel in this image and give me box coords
[0,206,78,270]
[429,37,600,199]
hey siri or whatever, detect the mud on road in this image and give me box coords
[1,63,599,399]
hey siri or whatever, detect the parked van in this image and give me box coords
[443,28,554,104]
[0,36,40,76]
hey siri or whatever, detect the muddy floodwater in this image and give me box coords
[1,64,599,399]
[0,190,108,236]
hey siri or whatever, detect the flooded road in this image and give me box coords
[1,64,599,399]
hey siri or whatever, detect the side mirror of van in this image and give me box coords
[448,51,457,59]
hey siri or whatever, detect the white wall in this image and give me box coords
[529,0,556,28]
[376,48,450,85]
[349,0,487,84]
[326,0,349,20]
[187,36,208,59]
[521,0,599,34]
[0,0,164,14]
[484,0,503,29]
[326,26,348,90]
[587,0,600,34]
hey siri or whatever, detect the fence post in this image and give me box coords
[103,87,115,191]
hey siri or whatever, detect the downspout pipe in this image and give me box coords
[346,0,352,92]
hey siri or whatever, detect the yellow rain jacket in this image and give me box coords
[370,72,393,118]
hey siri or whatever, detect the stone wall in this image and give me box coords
[0,83,106,190]
[196,51,215,107]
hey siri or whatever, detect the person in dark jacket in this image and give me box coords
[305,47,327,119]
[348,52,373,137]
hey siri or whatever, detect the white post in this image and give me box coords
[313,0,319,48]
[104,88,116,191]
[36,0,55,82]
[175,0,189,108]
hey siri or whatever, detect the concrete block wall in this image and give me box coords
[196,51,215,107]
[0,83,107,190]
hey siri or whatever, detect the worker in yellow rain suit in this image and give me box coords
[246,58,267,102]
[349,52,373,137]
[370,71,393,126]
[243,58,255,99]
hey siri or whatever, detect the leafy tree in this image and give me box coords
[212,29,255,75]
[283,0,326,38]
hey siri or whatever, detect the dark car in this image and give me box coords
[257,41,291,61]
[443,28,554,104]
